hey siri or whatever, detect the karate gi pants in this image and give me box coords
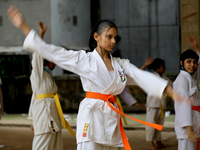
[32,131,63,150]
[178,139,200,150]
[77,141,124,150]
[146,107,165,141]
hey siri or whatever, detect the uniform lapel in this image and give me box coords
[93,49,113,87]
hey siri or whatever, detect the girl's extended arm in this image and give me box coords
[7,5,31,36]
[140,57,153,70]
[163,85,183,103]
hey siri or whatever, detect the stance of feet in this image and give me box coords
[156,141,169,148]
[149,141,161,150]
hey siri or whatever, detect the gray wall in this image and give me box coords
[50,0,91,76]
[0,0,51,46]
[100,0,180,73]
[51,0,91,49]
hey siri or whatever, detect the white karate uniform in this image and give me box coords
[146,72,172,141]
[29,52,63,150]
[119,86,137,107]
[174,52,200,150]
[0,78,3,120]
[23,30,168,149]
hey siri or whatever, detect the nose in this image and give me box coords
[191,62,195,66]
[111,37,116,44]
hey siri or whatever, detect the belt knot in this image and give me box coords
[108,94,116,103]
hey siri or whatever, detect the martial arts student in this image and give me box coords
[173,35,200,150]
[28,21,63,150]
[0,77,3,120]
[8,6,184,150]
[141,57,172,150]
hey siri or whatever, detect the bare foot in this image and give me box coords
[156,141,170,148]
[148,141,161,150]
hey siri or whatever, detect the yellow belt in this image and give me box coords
[36,93,75,136]
[116,96,128,125]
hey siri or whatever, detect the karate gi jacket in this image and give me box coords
[28,52,62,135]
[24,30,168,146]
[174,52,200,139]
[146,72,172,109]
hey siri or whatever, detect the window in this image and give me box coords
[0,55,30,76]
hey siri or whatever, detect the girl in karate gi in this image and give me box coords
[8,6,184,150]
[29,21,63,150]
[141,57,172,150]
[173,35,200,150]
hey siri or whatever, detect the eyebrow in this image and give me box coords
[106,33,118,37]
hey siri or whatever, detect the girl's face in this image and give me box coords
[156,63,166,74]
[181,58,198,74]
[95,27,118,51]
[47,62,56,70]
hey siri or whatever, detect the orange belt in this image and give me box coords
[86,92,163,150]
[192,105,200,150]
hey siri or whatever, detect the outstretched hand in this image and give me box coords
[144,57,153,66]
[187,35,200,52]
[7,5,24,29]
[38,21,47,38]
[7,5,31,36]
[140,57,153,70]
[166,86,195,105]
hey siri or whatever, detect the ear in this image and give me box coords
[93,32,99,42]
[180,61,183,66]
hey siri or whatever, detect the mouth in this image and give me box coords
[188,68,196,73]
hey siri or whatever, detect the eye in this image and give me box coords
[194,60,198,64]
[108,35,112,39]
[187,60,191,63]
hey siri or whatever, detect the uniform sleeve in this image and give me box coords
[28,94,35,117]
[173,77,192,127]
[31,52,44,82]
[115,58,168,100]
[119,86,137,107]
[23,30,89,77]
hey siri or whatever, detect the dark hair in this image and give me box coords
[44,59,49,66]
[180,49,199,62]
[180,49,199,70]
[148,58,165,71]
[89,20,119,51]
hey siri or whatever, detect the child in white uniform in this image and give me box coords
[29,22,63,150]
[141,57,172,150]
[174,35,200,150]
[8,6,184,150]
